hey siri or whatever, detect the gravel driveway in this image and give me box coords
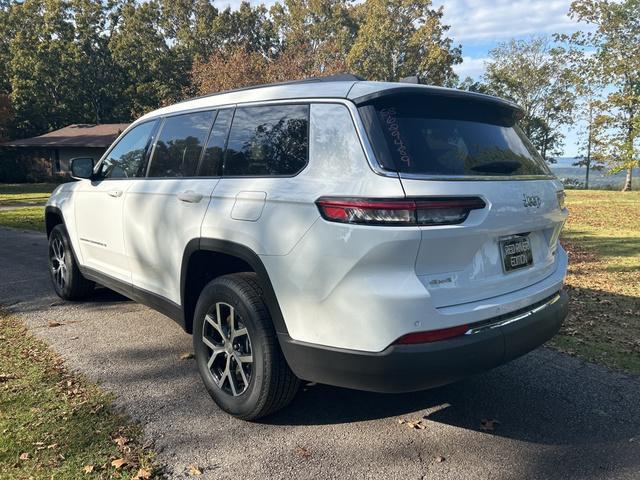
[1,226,639,479]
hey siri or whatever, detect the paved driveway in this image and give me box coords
[1,226,639,479]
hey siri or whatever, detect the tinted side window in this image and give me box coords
[100,121,157,179]
[199,109,233,177]
[223,105,309,176]
[148,111,215,178]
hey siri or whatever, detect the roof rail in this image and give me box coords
[176,73,365,105]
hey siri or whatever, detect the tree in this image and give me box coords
[158,0,219,62]
[0,0,12,94]
[0,94,11,142]
[8,0,84,137]
[346,0,461,85]
[483,37,576,162]
[559,45,607,189]
[191,45,270,95]
[271,0,357,74]
[71,0,128,124]
[568,0,640,192]
[211,2,277,58]
[108,0,183,117]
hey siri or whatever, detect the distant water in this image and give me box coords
[549,157,638,189]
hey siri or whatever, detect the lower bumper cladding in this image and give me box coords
[279,290,568,393]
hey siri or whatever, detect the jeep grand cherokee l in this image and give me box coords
[45,75,569,419]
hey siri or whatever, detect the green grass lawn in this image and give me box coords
[0,206,45,231]
[0,312,156,479]
[0,183,57,231]
[0,183,58,207]
[554,190,640,374]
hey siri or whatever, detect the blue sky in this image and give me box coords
[223,0,589,156]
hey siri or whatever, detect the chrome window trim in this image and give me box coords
[399,173,557,182]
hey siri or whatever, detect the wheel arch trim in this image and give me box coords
[44,205,65,237]
[180,238,289,335]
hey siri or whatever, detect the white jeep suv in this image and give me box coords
[45,75,569,420]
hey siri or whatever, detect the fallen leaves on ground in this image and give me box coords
[480,419,500,431]
[111,458,127,469]
[83,465,94,473]
[47,320,63,328]
[133,467,153,479]
[180,352,195,360]
[294,446,312,459]
[188,465,202,476]
[114,436,128,448]
[398,418,427,430]
[434,456,446,463]
[19,452,29,460]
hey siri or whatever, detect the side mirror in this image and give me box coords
[70,157,95,180]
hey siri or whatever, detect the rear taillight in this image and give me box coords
[316,197,486,226]
[394,324,470,344]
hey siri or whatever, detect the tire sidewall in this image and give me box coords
[48,225,74,298]
[193,278,270,417]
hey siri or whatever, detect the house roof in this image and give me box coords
[2,123,130,148]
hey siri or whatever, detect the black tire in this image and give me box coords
[48,224,95,300]
[193,272,300,420]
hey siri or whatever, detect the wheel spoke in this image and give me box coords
[236,353,252,363]
[216,368,227,389]
[201,335,218,351]
[215,303,225,333]
[232,327,248,340]
[235,356,249,387]
[206,346,225,369]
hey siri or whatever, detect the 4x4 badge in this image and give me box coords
[523,193,542,208]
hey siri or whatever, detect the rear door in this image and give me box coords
[74,120,158,283]
[359,93,567,308]
[123,109,229,304]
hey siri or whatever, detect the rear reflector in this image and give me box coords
[394,324,469,344]
[316,197,485,226]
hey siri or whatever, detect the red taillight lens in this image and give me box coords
[394,324,469,345]
[316,197,485,226]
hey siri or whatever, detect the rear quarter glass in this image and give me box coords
[359,94,552,177]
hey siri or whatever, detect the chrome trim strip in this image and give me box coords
[464,293,561,335]
[399,173,556,182]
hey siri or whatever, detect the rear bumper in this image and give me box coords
[279,290,568,393]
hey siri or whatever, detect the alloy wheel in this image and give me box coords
[202,302,253,396]
[49,235,67,291]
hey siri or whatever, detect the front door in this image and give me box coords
[74,120,158,283]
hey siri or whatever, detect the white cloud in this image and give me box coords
[454,56,488,79]
[432,0,588,44]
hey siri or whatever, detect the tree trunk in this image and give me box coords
[622,167,632,192]
[585,105,592,190]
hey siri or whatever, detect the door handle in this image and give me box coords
[178,190,203,203]
[108,190,122,198]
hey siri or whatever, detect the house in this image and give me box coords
[1,123,129,175]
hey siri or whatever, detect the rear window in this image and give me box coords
[360,95,551,177]
[223,104,309,177]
